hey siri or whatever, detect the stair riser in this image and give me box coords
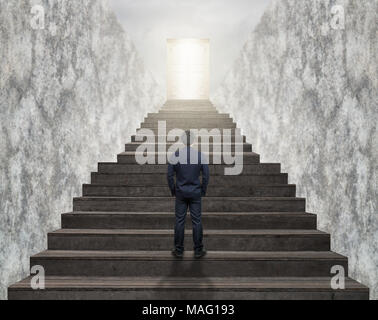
[142,120,236,127]
[138,128,241,135]
[98,164,281,175]
[29,259,348,277]
[90,174,288,186]
[160,104,218,112]
[165,100,212,103]
[125,144,253,153]
[155,111,223,116]
[7,289,369,301]
[162,104,215,108]
[117,154,260,165]
[163,105,215,109]
[140,127,238,132]
[161,108,216,112]
[73,199,306,213]
[62,214,317,230]
[159,111,219,115]
[83,185,296,197]
[148,114,230,119]
[163,104,215,107]
[132,136,247,143]
[48,235,330,251]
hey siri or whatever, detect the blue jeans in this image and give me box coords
[174,196,204,253]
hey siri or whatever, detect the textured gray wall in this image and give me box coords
[0,0,163,300]
[213,0,377,299]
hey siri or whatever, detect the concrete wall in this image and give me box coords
[0,0,163,300]
[213,0,377,299]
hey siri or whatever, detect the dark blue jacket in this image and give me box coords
[167,147,210,198]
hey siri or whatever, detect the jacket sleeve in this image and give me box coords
[201,154,210,196]
[167,163,176,196]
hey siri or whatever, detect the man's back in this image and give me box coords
[167,147,210,198]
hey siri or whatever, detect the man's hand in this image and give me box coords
[167,163,176,197]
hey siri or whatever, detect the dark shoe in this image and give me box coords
[172,249,184,258]
[194,249,207,259]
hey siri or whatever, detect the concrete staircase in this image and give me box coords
[8,100,369,300]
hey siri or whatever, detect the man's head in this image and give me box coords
[181,130,196,146]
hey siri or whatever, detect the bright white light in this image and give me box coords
[167,39,210,100]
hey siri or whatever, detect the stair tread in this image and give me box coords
[148,114,230,116]
[99,162,279,166]
[140,126,238,128]
[50,229,327,236]
[64,211,314,216]
[9,276,368,291]
[84,184,295,187]
[119,152,258,155]
[126,142,249,145]
[74,197,305,201]
[132,135,246,137]
[33,250,345,261]
[91,173,286,177]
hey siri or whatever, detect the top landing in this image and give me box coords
[162,100,217,112]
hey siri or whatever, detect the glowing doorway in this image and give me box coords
[167,38,210,100]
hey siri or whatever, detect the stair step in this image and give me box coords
[165,99,213,104]
[62,212,317,230]
[132,135,247,143]
[141,124,237,130]
[159,111,219,115]
[117,152,260,164]
[161,107,216,111]
[147,113,230,119]
[48,229,330,251]
[73,197,306,213]
[8,276,369,300]
[125,143,253,152]
[83,184,296,197]
[156,111,221,115]
[90,173,289,186]
[163,105,215,108]
[98,163,281,175]
[161,104,218,112]
[29,250,348,277]
[161,105,216,109]
[137,128,242,135]
[141,120,236,127]
[162,103,215,107]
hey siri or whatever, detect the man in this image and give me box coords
[167,131,210,259]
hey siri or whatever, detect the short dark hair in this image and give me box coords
[182,130,196,146]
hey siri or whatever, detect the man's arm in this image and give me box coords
[201,155,210,197]
[167,163,176,196]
